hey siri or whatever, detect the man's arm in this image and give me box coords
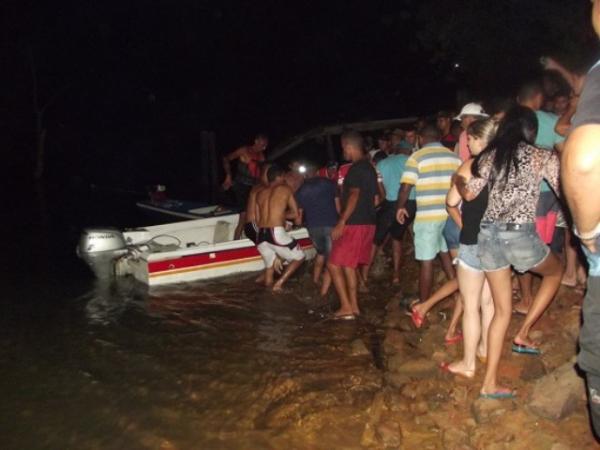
[286,190,301,226]
[395,183,413,224]
[555,97,579,137]
[222,147,246,190]
[562,124,600,249]
[331,188,359,240]
[376,181,386,206]
[445,184,463,229]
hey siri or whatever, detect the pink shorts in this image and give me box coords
[329,225,376,269]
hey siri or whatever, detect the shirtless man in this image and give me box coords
[255,164,305,291]
[244,162,271,244]
[222,134,268,239]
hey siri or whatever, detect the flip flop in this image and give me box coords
[439,362,474,379]
[444,332,463,345]
[479,388,516,400]
[331,313,356,321]
[411,307,425,328]
[512,341,541,355]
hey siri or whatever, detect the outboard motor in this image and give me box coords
[77,229,128,278]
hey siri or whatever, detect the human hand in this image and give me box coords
[396,208,408,224]
[222,177,233,191]
[331,222,345,240]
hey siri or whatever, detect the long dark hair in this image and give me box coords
[472,105,538,187]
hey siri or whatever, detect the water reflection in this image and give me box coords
[82,277,148,325]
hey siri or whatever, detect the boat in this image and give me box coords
[136,184,238,221]
[136,198,237,221]
[77,213,316,286]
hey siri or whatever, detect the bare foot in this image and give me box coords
[480,385,515,399]
[333,308,355,318]
[446,361,475,379]
[392,277,400,285]
[513,335,539,347]
[255,274,265,284]
[272,282,284,293]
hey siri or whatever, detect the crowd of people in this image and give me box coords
[220,2,600,439]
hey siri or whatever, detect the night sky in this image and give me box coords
[3,1,598,196]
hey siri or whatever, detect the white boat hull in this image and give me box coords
[113,214,315,286]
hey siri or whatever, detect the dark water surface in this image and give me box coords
[2,185,386,450]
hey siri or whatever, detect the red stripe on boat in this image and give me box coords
[149,238,313,273]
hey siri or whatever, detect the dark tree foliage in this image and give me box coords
[412,0,598,95]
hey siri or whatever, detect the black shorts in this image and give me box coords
[374,200,416,246]
[232,182,253,211]
[244,222,258,244]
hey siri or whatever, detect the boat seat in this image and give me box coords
[213,220,231,244]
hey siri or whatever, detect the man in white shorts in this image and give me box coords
[255,165,305,291]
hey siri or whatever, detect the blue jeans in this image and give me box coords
[307,226,333,258]
[477,222,549,273]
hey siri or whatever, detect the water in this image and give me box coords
[2,184,387,450]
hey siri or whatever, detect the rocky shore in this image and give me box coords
[347,255,597,449]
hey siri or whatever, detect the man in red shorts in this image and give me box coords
[328,130,379,319]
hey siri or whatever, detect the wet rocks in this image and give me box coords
[383,310,405,329]
[471,398,515,424]
[520,356,547,381]
[529,359,585,420]
[376,420,402,448]
[383,329,406,355]
[349,338,371,356]
[389,358,437,378]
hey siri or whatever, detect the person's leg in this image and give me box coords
[478,279,494,359]
[344,267,360,315]
[328,263,353,315]
[264,266,275,287]
[272,257,304,291]
[514,272,534,314]
[392,239,402,284]
[320,267,332,297]
[481,267,513,395]
[442,248,462,341]
[419,259,435,302]
[439,251,455,281]
[413,222,439,302]
[514,252,563,346]
[449,265,486,376]
[563,229,579,286]
[234,211,246,240]
[257,243,276,287]
[412,278,458,322]
[313,254,325,285]
[445,293,463,341]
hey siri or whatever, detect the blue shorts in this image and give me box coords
[457,244,483,272]
[477,222,549,273]
[413,221,448,261]
[443,217,461,251]
[308,226,333,258]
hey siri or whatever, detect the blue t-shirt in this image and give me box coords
[377,154,416,201]
[535,110,564,193]
[295,177,338,228]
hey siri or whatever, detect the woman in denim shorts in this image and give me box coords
[456,106,563,399]
[441,118,498,380]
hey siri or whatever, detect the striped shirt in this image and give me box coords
[400,143,461,223]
